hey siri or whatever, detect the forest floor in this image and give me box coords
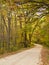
[0,44,43,65]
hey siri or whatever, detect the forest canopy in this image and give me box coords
[0,0,49,54]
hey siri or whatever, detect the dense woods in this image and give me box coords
[0,0,49,54]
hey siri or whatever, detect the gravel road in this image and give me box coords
[0,44,43,65]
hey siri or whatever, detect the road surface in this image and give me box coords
[0,44,43,65]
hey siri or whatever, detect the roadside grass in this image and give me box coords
[0,44,34,58]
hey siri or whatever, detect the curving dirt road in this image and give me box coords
[0,44,43,65]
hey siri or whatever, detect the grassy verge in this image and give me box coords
[0,45,34,58]
[41,47,49,65]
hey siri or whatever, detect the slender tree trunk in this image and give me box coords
[24,30,28,47]
[7,12,11,51]
[14,14,17,46]
[29,34,32,44]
